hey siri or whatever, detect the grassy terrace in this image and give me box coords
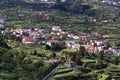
[7,41,53,57]
[98,74,110,80]
[81,2,104,10]
[53,72,78,78]
[0,71,16,79]
[48,65,76,79]
[54,68,73,75]
[81,59,96,63]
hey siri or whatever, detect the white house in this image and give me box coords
[46,40,62,46]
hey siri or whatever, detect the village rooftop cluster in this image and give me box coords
[1,25,120,55]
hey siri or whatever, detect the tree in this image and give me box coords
[51,44,65,51]
[70,46,86,65]
[33,50,37,55]
[114,56,119,65]
[79,46,86,57]
[54,0,90,14]
[51,52,57,59]
[96,51,104,64]
[0,41,10,49]
[96,51,106,69]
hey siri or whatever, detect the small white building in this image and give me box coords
[52,26,61,32]
[0,18,5,28]
[46,40,62,46]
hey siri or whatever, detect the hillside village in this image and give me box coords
[1,25,120,55]
[0,0,120,80]
[1,22,120,80]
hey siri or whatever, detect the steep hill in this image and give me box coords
[0,0,120,34]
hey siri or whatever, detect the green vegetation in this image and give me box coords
[81,59,96,63]
[0,36,54,80]
[0,0,120,80]
[98,74,110,80]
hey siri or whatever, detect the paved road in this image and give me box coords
[41,63,61,80]
[42,66,57,80]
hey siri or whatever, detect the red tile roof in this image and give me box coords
[47,40,60,42]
